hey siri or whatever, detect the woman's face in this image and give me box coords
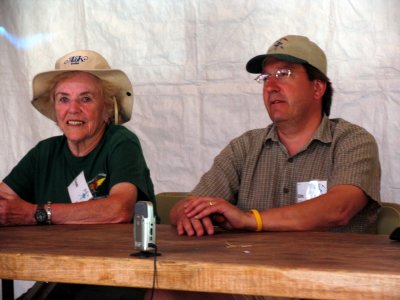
[54,72,108,156]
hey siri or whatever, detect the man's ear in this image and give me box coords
[313,80,327,100]
[313,79,326,99]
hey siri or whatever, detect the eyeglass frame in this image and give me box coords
[254,68,293,84]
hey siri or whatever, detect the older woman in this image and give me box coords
[0,50,155,299]
[0,50,154,226]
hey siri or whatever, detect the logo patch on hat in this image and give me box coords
[272,37,288,50]
[64,55,88,65]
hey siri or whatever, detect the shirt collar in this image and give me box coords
[312,114,332,143]
[264,114,332,144]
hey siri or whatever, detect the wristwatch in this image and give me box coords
[35,205,47,225]
[35,201,52,225]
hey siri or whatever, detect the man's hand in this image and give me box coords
[171,196,213,236]
[171,195,256,236]
[184,196,256,230]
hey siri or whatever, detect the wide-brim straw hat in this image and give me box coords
[31,50,133,124]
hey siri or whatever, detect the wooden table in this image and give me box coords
[1,224,400,299]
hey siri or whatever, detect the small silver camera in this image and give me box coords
[134,201,156,252]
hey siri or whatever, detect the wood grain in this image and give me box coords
[1,224,400,299]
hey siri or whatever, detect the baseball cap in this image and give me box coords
[31,50,133,124]
[246,35,327,76]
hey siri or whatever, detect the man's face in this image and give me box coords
[54,72,107,151]
[262,59,322,126]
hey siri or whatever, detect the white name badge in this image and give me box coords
[297,180,327,202]
[68,171,93,203]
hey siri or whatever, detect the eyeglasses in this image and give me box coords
[254,68,292,84]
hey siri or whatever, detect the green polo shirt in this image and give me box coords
[3,124,155,205]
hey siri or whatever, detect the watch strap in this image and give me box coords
[46,201,52,225]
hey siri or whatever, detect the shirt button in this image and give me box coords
[283,188,289,193]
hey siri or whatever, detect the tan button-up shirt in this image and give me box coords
[192,116,381,233]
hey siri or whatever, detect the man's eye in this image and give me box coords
[259,74,270,81]
[276,69,291,78]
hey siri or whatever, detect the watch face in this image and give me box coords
[35,209,48,225]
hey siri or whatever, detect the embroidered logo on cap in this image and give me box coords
[64,55,88,65]
[272,37,288,50]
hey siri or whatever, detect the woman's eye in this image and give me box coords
[58,97,69,103]
[82,96,92,103]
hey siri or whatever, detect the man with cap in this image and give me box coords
[0,50,154,299]
[146,34,382,300]
[172,34,381,237]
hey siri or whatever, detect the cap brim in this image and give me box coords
[246,54,307,74]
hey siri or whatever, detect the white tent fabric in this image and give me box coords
[0,0,399,297]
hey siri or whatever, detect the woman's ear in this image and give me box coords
[103,104,111,124]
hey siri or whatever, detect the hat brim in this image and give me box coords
[31,69,133,124]
[246,54,307,74]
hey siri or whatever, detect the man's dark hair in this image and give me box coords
[303,64,333,116]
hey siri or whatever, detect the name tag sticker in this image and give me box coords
[68,171,93,203]
[297,180,327,202]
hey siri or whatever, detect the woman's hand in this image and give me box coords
[0,183,36,226]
